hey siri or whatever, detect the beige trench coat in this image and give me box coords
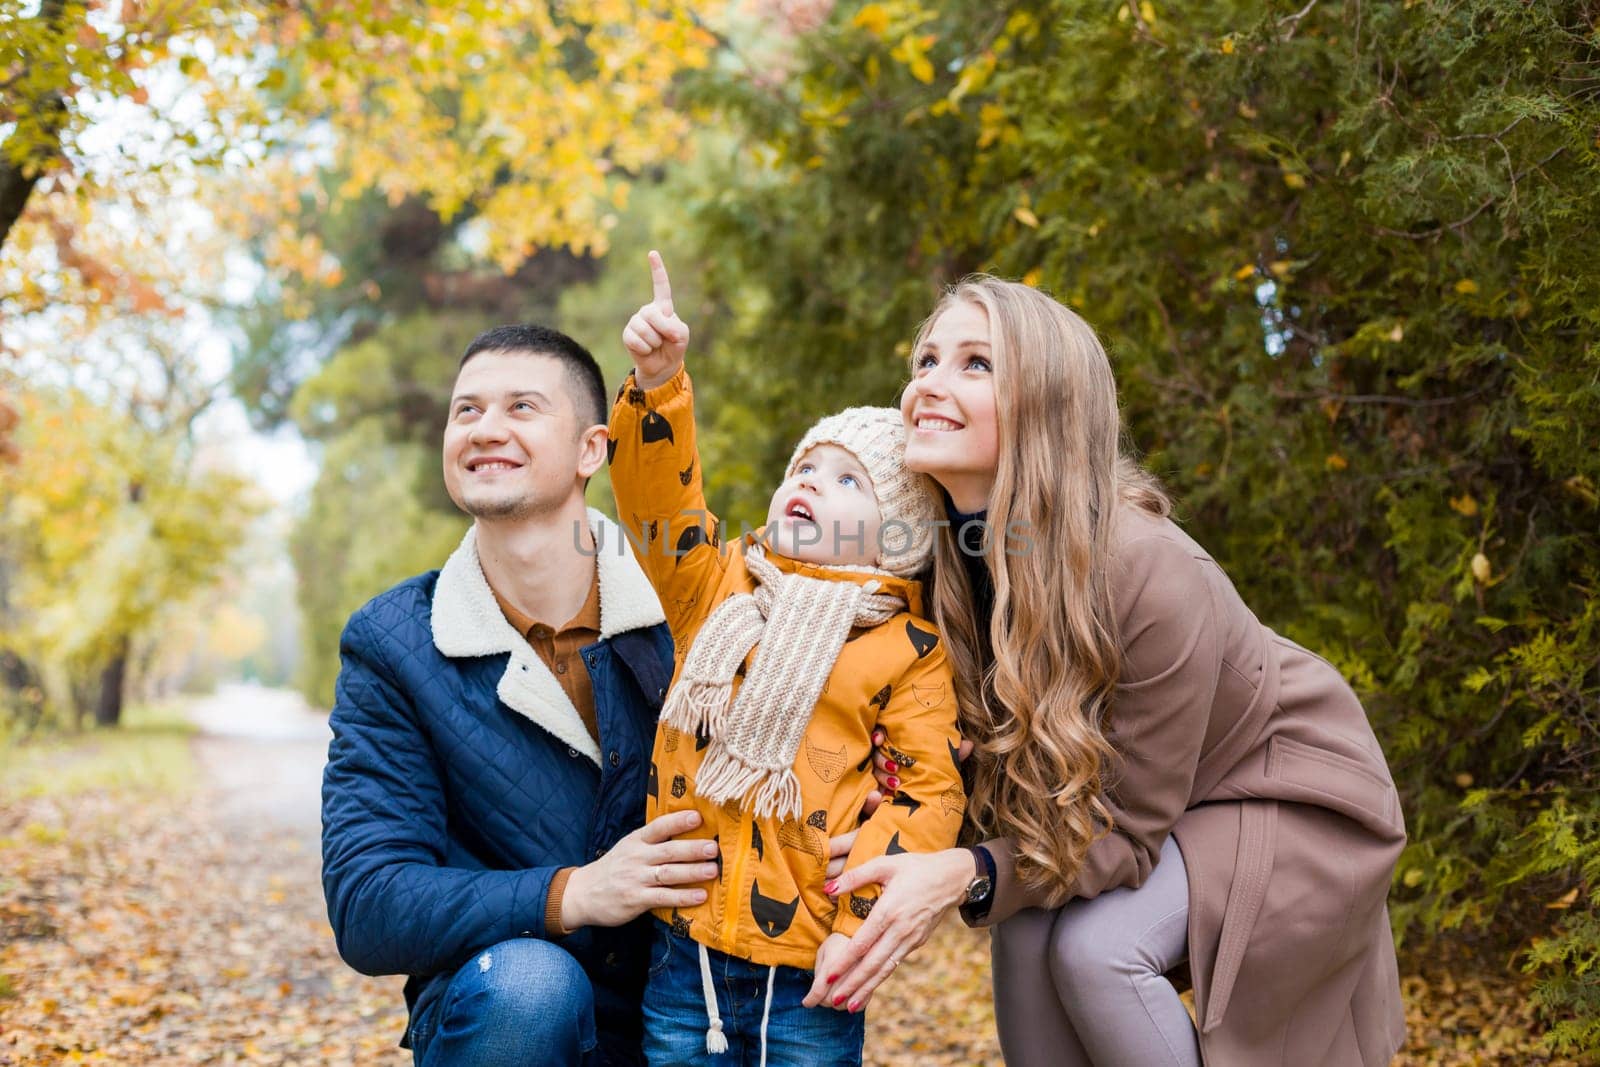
[975,505,1407,1065]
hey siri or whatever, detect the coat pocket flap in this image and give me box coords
[1265,735,1398,835]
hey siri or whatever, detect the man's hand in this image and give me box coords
[622,250,690,391]
[560,810,719,930]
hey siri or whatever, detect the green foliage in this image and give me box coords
[289,421,466,707]
[0,701,195,802]
[670,0,1600,1050]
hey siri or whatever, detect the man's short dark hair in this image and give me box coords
[460,324,607,429]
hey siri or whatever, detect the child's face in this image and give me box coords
[764,444,884,568]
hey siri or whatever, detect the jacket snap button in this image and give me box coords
[594,846,607,859]
[609,751,621,767]
[520,664,528,672]
[657,687,666,700]
[567,747,579,758]
[605,952,618,967]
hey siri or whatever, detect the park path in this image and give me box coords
[187,682,330,847]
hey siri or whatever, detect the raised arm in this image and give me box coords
[609,251,728,634]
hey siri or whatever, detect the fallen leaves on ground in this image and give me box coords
[0,779,1570,1066]
[0,787,408,1065]
[864,914,1572,1066]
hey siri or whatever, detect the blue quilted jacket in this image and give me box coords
[321,514,673,1057]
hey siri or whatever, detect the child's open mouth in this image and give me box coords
[784,498,815,523]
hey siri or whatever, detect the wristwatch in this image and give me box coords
[961,844,996,922]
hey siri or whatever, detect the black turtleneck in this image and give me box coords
[945,497,994,625]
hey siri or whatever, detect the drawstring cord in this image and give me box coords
[758,963,776,1067]
[698,941,729,1054]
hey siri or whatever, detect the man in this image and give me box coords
[321,324,721,1066]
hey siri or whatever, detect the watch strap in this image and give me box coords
[961,843,997,923]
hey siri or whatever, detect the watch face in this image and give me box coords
[966,875,993,904]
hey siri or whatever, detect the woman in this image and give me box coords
[810,277,1407,1065]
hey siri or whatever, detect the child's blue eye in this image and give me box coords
[914,353,937,370]
[968,356,992,372]
[799,464,815,475]
[839,474,858,487]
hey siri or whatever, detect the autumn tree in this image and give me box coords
[0,386,259,728]
[654,0,1600,1051]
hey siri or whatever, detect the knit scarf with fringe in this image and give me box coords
[660,543,906,821]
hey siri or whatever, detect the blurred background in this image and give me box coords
[1,0,1596,1062]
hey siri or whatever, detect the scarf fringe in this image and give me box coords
[695,745,804,822]
[661,678,734,737]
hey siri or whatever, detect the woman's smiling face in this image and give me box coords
[900,299,999,513]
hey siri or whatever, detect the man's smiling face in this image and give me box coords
[442,350,602,522]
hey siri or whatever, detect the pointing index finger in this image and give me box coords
[648,250,674,314]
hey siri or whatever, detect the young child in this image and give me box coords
[609,252,964,1066]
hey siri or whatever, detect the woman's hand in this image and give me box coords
[802,847,976,1012]
[811,932,856,1006]
[622,250,690,390]
[869,726,973,797]
[824,724,973,884]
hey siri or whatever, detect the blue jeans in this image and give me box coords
[411,938,599,1066]
[642,920,864,1066]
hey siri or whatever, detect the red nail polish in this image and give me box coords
[827,974,838,984]
[833,993,846,1007]
[849,1000,861,1012]
[886,776,899,791]
[823,880,837,895]
[884,760,898,773]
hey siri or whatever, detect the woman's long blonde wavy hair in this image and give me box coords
[913,276,1169,905]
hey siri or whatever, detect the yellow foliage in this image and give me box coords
[852,3,891,36]
[891,32,937,84]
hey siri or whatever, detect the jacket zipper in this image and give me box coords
[720,806,752,950]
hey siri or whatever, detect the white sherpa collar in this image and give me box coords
[431,508,666,764]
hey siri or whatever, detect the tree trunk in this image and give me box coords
[0,0,72,252]
[93,638,129,728]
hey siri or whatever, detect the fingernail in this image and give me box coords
[886,776,899,790]
[827,974,838,984]
[823,880,837,895]
[833,994,846,1007]
[704,843,719,857]
[872,730,884,744]
[884,760,898,773]
[848,1001,860,1012]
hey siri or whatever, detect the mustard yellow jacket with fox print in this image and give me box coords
[608,367,965,970]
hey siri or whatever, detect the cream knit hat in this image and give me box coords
[785,406,941,578]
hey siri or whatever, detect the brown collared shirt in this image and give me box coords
[491,567,603,745]
[490,566,603,940]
